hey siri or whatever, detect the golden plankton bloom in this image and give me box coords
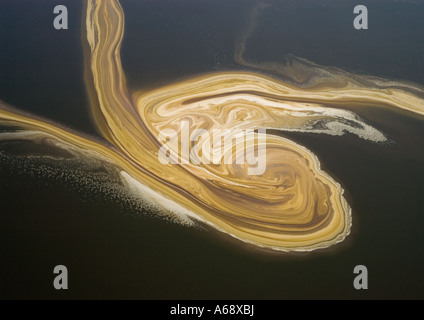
[1,0,424,252]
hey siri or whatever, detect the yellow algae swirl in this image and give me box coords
[83,0,351,251]
[1,0,424,252]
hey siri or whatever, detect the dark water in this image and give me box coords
[1,0,424,299]
[0,0,93,135]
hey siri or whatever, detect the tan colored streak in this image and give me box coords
[1,0,424,252]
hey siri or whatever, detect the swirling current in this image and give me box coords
[1,0,424,252]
